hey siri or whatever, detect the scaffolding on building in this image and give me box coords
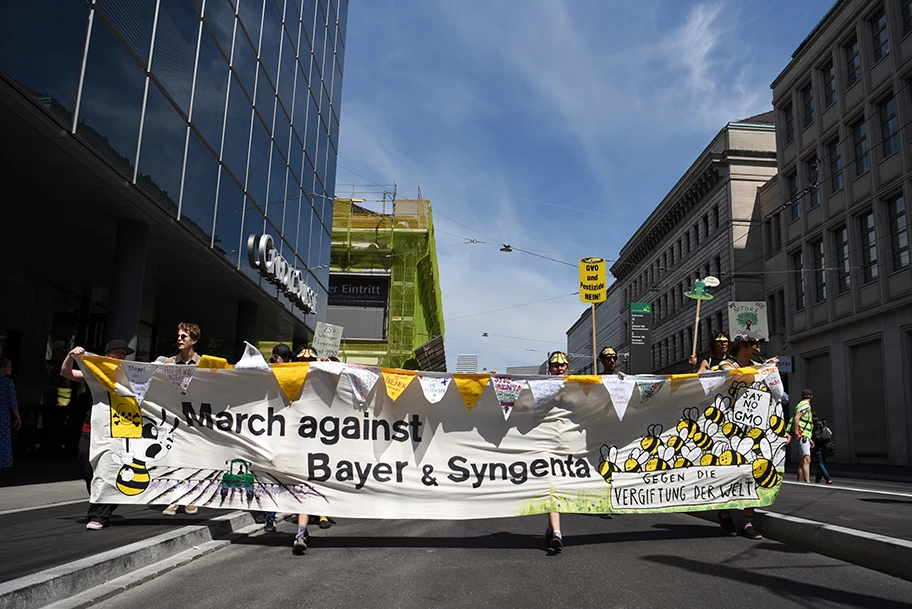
[330,190,445,369]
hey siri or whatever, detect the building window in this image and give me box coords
[693,224,700,245]
[904,0,912,37]
[777,290,786,329]
[802,84,815,128]
[713,205,720,229]
[684,231,691,252]
[834,225,851,294]
[860,211,878,283]
[783,103,795,143]
[853,119,870,176]
[766,212,782,254]
[811,239,826,303]
[829,140,844,192]
[845,38,861,87]
[806,159,820,208]
[768,294,777,333]
[702,214,709,238]
[787,172,800,221]
[792,251,806,310]
[880,96,899,157]
[888,195,909,271]
[872,9,890,61]
[823,62,836,107]
[713,255,721,278]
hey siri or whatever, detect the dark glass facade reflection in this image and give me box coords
[0,0,347,321]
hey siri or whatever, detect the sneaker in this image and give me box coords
[86,520,106,530]
[264,517,277,533]
[184,505,198,515]
[292,530,309,555]
[253,511,267,524]
[718,513,737,536]
[550,531,563,554]
[544,529,553,549]
[598,514,614,519]
[162,504,180,516]
[318,516,331,529]
[741,523,762,540]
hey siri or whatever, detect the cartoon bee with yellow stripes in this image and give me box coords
[625,447,650,473]
[767,400,788,439]
[598,444,621,483]
[645,446,675,471]
[639,424,665,455]
[111,409,180,496]
[746,426,766,453]
[718,437,754,466]
[691,421,719,452]
[675,407,700,440]
[722,421,745,440]
[703,395,730,427]
[751,437,784,489]
[673,445,703,469]
[699,442,725,466]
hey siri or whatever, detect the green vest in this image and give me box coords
[787,400,814,436]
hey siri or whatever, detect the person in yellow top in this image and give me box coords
[544,351,569,553]
[786,389,815,484]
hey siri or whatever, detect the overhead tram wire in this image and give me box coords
[445,292,581,322]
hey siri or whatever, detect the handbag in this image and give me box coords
[826,442,835,454]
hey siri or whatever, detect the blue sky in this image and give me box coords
[335,0,836,371]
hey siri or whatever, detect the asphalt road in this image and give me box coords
[91,513,912,609]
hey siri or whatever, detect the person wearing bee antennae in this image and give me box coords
[714,333,778,540]
[543,351,569,553]
[688,332,730,373]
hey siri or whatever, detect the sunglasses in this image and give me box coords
[178,333,190,340]
[601,355,617,360]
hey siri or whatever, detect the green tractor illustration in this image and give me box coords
[221,458,256,500]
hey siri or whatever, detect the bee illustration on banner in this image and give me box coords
[111,409,180,496]
[752,437,785,488]
[598,445,621,483]
[640,424,665,455]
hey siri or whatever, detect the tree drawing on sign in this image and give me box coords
[737,311,758,330]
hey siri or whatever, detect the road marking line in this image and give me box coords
[0,498,86,516]
[782,480,912,499]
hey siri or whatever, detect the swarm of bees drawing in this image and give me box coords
[598,381,787,490]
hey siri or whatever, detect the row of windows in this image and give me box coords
[651,256,723,324]
[782,1,912,144]
[777,91,901,226]
[651,311,727,370]
[625,205,722,303]
[789,195,909,310]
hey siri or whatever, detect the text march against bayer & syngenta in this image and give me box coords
[79,357,786,519]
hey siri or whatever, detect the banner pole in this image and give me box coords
[691,299,702,359]
[591,303,597,373]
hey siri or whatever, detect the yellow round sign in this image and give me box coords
[579,257,607,303]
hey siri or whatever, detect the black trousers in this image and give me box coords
[77,430,117,524]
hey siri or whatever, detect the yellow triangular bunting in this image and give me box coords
[727,366,759,376]
[382,369,417,401]
[80,356,119,393]
[110,392,142,438]
[668,373,697,394]
[566,374,601,397]
[199,355,232,369]
[453,374,490,410]
[272,362,310,402]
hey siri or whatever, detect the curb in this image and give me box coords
[0,511,255,609]
[692,510,912,582]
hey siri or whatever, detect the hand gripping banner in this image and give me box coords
[79,357,785,519]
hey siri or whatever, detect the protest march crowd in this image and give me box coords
[49,322,825,556]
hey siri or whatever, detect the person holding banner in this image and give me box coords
[598,347,621,376]
[715,333,777,540]
[544,351,569,553]
[162,323,202,516]
[688,332,729,373]
[61,340,132,530]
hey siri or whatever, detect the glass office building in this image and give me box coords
[0,1,347,415]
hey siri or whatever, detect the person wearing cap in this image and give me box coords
[162,322,202,516]
[598,347,618,375]
[786,389,815,484]
[543,351,569,553]
[714,333,778,540]
[61,339,134,530]
[688,332,730,373]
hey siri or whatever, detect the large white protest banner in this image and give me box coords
[79,357,785,519]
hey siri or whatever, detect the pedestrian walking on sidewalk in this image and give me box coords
[786,389,815,484]
[0,358,22,468]
[61,340,132,529]
[812,414,834,484]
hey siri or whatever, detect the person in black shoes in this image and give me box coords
[544,351,569,553]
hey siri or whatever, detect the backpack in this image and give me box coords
[812,416,832,441]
